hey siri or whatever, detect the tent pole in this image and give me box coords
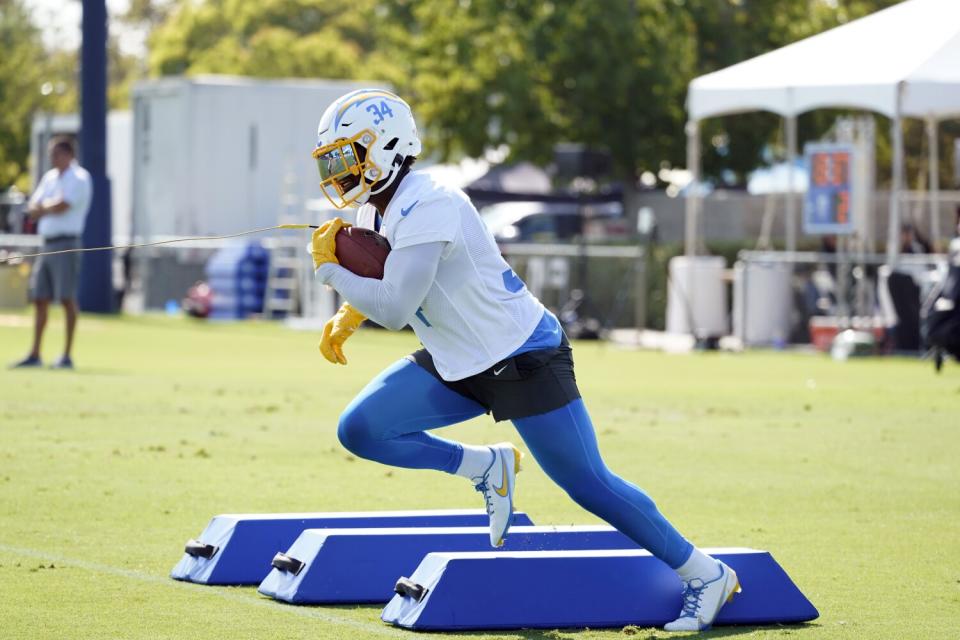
[684,119,701,257]
[927,116,940,251]
[785,115,798,253]
[887,88,904,266]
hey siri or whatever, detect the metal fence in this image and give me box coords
[634,190,960,251]
[498,242,646,333]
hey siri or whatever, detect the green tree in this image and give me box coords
[141,0,954,194]
[383,0,695,189]
[122,0,175,29]
[0,0,78,190]
[108,42,145,111]
[0,0,139,191]
[147,0,397,81]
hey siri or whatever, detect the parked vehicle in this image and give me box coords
[479,200,627,243]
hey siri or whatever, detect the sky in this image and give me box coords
[25,0,147,57]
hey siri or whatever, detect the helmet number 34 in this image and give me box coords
[366,101,395,125]
[314,89,422,209]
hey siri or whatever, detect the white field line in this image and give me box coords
[0,544,407,638]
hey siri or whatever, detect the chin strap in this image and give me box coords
[0,223,317,264]
[369,158,408,197]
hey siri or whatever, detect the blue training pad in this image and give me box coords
[258,524,637,603]
[381,547,818,630]
[169,509,534,585]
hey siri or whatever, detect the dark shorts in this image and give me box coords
[408,335,581,422]
[29,237,82,303]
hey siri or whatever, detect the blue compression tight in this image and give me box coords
[337,358,694,569]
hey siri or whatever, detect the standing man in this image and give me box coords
[11,137,92,370]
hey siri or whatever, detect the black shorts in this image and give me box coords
[408,336,581,422]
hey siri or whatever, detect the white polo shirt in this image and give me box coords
[29,162,93,239]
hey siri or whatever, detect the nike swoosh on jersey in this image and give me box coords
[400,200,420,217]
[493,457,510,497]
[492,364,508,376]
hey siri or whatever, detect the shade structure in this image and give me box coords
[683,0,960,262]
[687,0,960,120]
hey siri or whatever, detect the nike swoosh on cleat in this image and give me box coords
[493,456,510,497]
[400,200,420,217]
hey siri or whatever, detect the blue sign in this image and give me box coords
[803,143,855,235]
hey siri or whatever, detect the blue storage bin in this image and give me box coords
[205,241,269,319]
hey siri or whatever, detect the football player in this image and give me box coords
[309,89,738,632]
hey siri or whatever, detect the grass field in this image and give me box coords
[0,309,958,639]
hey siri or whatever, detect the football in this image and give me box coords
[334,226,391,279]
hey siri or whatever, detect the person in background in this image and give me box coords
[899,223,932,255]
[10,137,92,370]
[886,223,935,352]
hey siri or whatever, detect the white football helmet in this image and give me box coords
[312,89,422,209]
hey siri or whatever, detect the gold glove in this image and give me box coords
[319,303,366,365]
[310,217,349,269]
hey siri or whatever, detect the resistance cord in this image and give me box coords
[0,223,318,264]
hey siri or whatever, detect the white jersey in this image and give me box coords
[356,172,544,381]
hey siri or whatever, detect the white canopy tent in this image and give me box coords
[684,0,960,262]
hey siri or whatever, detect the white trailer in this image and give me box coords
[131,76,385,239]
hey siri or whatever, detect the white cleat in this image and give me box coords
[664,560,741,632]
[472,442,523,548]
